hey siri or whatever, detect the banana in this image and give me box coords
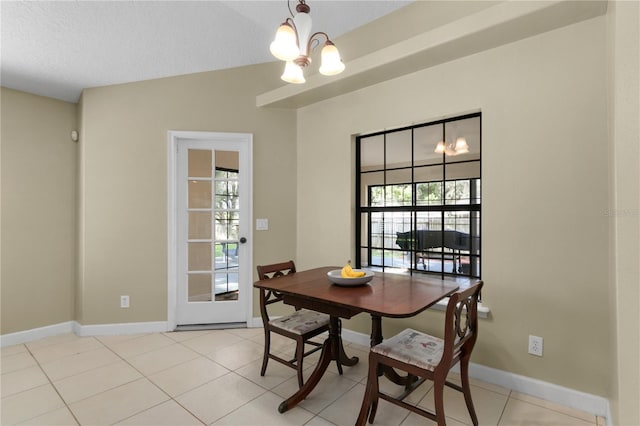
[341,260,366,278]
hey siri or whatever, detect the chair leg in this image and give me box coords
[260,330,270,377]
[356,355,377,426]
[296,340,305,388]
[368,356,380,424]
[356,381,371,425]
[460,357,478,426]
[433,377,447,426]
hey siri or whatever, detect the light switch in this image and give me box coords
[256,218,269,231]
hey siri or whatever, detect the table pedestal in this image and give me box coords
[278,316,358,413]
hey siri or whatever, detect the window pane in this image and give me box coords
[214,213,239,240]
[416,181,443,206]
[215,180,239,210]
[188,212,211,239]
[360,135,384,171]
[188,274,211,302]
[362,171,384,207]
[445,180,471,205]
[414,164,443,182]
[384,184,412,206]
[414,124,443,166]
[188,181,211,208]
[188,242,211,271]
[445,161,480,180]
[215,150,239,172]
[445,116,480,161]
[386,130,412,168]
[214,272,239,301]
[444,116,480,161]
[188,150,211,177]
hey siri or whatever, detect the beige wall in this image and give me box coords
[0,87,77,334]
[296,17,609,398]
[78,63,296,324]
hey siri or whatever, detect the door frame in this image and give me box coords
[167,130,253,331]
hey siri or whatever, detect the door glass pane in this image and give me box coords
[215,272,239,301]
[215,181,239,210]
[215,150,239,171]
[188,181,211,208]
[188,274,212,302]
[188,242,211,271]
[189,149,212,177]
[188,212,211,239]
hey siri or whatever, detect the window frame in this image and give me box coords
[355,113,482,279]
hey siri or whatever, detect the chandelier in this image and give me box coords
[434,137,469,156]
[269,0,345,84]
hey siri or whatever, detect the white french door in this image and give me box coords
[168,131,252,327]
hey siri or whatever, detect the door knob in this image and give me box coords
[239,237,247,244]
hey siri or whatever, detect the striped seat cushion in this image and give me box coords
[269,309,329,334]
[372,328,444,371]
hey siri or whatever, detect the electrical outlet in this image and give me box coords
[120,295,130,308]
[528,335,543,356]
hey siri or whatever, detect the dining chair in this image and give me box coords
[356,281,484,426]
[257,260,339,388]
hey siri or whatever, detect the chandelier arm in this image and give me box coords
[287,0,295,18]
[306,31,331,53]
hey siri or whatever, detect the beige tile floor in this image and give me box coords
[1,329,605,425]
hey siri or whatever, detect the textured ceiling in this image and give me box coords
[1,0,411,103]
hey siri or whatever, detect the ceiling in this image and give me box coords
[0,0,412,103]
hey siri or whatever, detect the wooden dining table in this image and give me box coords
[254,266,465,413]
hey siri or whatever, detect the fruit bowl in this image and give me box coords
[327,270,374,287]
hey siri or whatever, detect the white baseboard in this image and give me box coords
[2,318,610,424]
[73,321,169,337]
[0,321,75,347]
[0,321,170,347]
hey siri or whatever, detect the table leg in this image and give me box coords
[337,318,358,367]
[278,316,358,413]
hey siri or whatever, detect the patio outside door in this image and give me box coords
[170,131,252,327]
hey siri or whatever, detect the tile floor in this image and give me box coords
[1,328,605,425]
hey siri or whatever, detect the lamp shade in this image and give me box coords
[319,42,345,76]
[434,141,446,154]
[455,137,469,154]
[270,23,299,61]
[281,61,306,84]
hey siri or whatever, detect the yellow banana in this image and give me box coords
[341,260,366,278]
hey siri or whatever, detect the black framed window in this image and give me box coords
[356,113,481,278]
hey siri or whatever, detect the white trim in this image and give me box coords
[430,298,491,318]
[337,326,609,421]
[0,321,75,347]
[466,363,610,419]
[167,131,178,331]
[73,321,169,337]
